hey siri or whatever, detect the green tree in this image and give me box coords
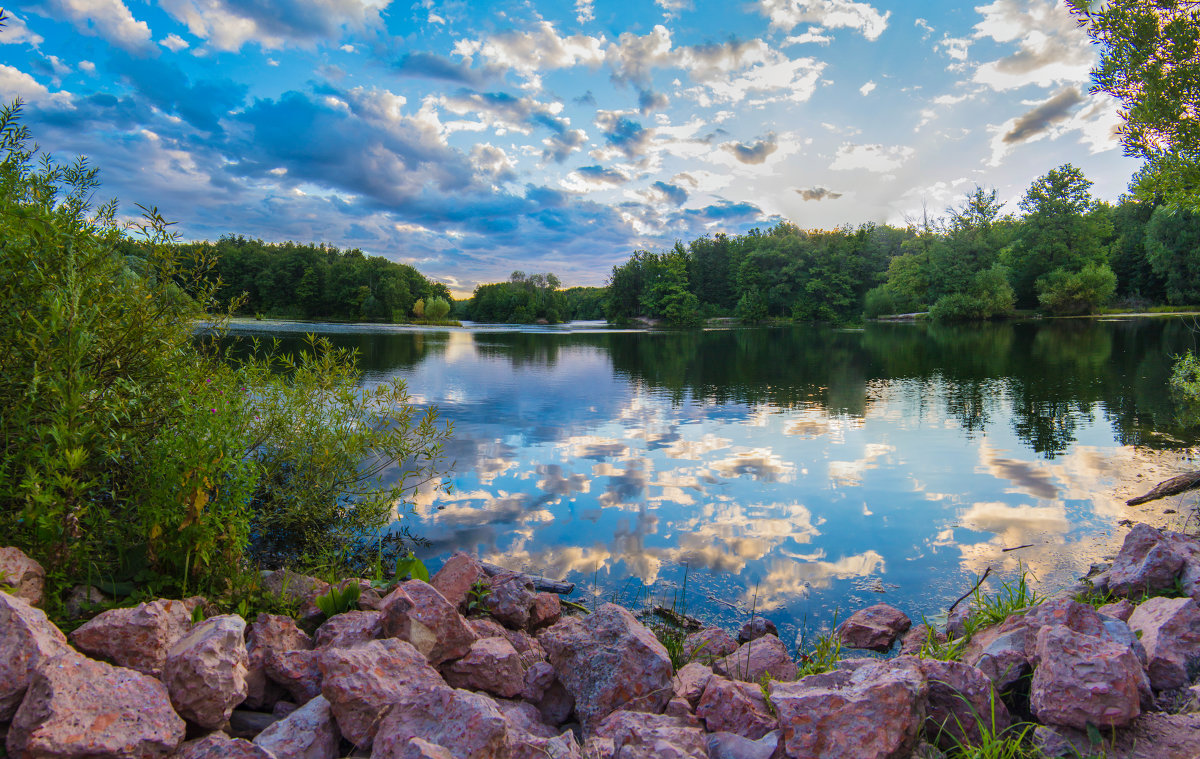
[1036,263,1118,315]
[425,295,451,320]
[1145,204,1200,303]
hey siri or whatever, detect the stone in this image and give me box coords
[273,701,299,718]
[1030,624,1149,729]
[529,592,562,630]
[443,636,526,698]
[1099,599,1136,622]
[706,730,780,759]
[265,648,323,705]
[486,571,536,630]
[496,699,586,759]
[672,662,714,709]
[1128,595,1200,690]
[900,625,941,656]
[318,637,444,749]
[919,658,1009,750]
[494,698,558,738]
[162,614,250,729]
[713,634,798,683]
[69,597,196,677]
[521,660,557,702]
[8,652,186,759]
[369,686,511,758]
[381,579,478,665]
[837,603,912,652]
[245,613,312,710]
[397,737,455,759]
[429,551,487,611]
[589,710,708,759]
[695,676,777,740]
[172,733,273,758]
[738,617,778,643]
[665,697,697,723]
[683,627,739,663]
[769,656,928,759]
[537,603,674,732]
[253,694,340,759]
[1031,726,1074,758]
[0,591,71,721]
[536,679,575,727]
[470,616,508,639]
[314,610,383,649]
[1098,524,1200,598]
[261,569,330,621]
[969,627,1032,692]
[228,710,279,739]
[62,584,108,620]
[0,546,45,606]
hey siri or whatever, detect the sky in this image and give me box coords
[2,0,1142,294]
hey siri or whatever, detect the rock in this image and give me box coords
[314,610,383,649]
[486,571,536,630]
[261,569,330,621]
[443,636,526,698]
[430,551,487,611]
[1128,595,1200,690]
[0,546,45,606]
[396,737,455,758]
[245,613,312,710]
[706,730,780,759]
[499,626,548,666]
[713,634,798,683]
[273,701,299,718]
[695,676,776,740]
[535,679,575,727]
[684,627,739,663]
[1098,524,1200,598]
[62,584,108,620]
[837,603,912,652]
[969,628,1031,692]
[1030,624,1149,729]
[8,652,185,758]
[381,579,478,665]
[589,710,708,759]
[162,614,250,729]
[69,597,196,677]
[738,617,778,643]
[228,710,279,739]
[253,694,340,759]
[521,660,556,702]
[318,637,444,749]
[1031,725,1074,758]
[900,625,940,656]
[494,698,558,738]
[672,662,714,709]
[529,592,562,630]
[945,606,971,639]
[265,648,323,705]
[370,686,511,758]
[665,697,697,723]
[470,617,509,639]
[769,656,927,759]
[1099,599,1136,622]
[919,658,1009,750]
[537,603,674,732]
[172,733,273,758]
[0,591,71,721]
[1102,616,1150,667]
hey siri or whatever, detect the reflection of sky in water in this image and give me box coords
[229,319,1200,645]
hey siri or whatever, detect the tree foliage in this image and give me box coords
[464,270,568,323]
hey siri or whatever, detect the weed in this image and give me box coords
[795,611,842,677]
[465,579,491,616]
[918,616,967,661]
[394,551,430,583]
[315,582,361,619]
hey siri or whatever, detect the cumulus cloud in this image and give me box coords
[0,64,74,109]
[1003,86,1085,144]
[393,52,486,85]
[638,89,669,114]
[470,143,517,183]
[0,12,44,46]
[785,27,832,45]
[859,80,876,96]
[160,33,190,52]
[459,21,606,81]
[573,165,629,185]
[757,0,890,41]
[971,0,1094,91]
[651,180,688,205]
[440,90,571,137]
[723,132,779,164]
[46,0,154,54]
[829,143,914,171]
[594,110,654,160]
[796,186,842,201]
[158,0,390,52]
[542,128,588,163]
[574,0,594,24]
[987,88,1120,165]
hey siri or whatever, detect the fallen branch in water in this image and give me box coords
[1003,544,1034,553]
[948,566,992,614]
[480,561,575,595]
[1127,471,1200,506]
[652,605,704,631]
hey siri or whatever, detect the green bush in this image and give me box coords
[425,295,451,320]
[929,265,1014,322]
[1036,263,1117,315]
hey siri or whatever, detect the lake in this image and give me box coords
[228,317,1200,645]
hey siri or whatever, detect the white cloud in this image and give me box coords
[0,12,43,46]
[986,89,1121,166]
[971,0,1094,91]
[79,60,96,73]
[829,142,914,171]
[937,34,970,64]
[159,0,391,52]
[785,27,832,45]
[0,65,73,109]
[656,0,692,15]
[757,0,890,41]
[859,80,876,96]
[46,0,154,53]
[574,0,594,24]
[160,33,190,52]
[464,20,607,82]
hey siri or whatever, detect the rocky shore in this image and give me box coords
[5,523,1200,758]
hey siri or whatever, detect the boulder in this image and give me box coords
[665,697,698,724]
[1128,596,1200,690]
[695,676,777,740]
[683,627,739,663]
[537,603,674,732]
[900,625,940,656]
[228,709,278,739]
[252,694,340,759]
[264,648,323,705]
[1030,624,1149,729]
[528,592,562,630]
[245,613,312,710]
[62,584,108,619]
[8,652,186,758]
[397,737,456,758]
[837,603,912,652]
[521,660,556,702]
[494,699,586,757]
[69,598,196,677]
[443,636,526,698]
[369,686,511,758]
[769,656,928,759]
[588,710,708,759]
[313,610,383,649]
[712,634,798,683]
[381,579,478,665]
[672,662,714,709]
[1098,599,1136,622]
[706,730,780,759]
[318,637,444,749]
[919,658,1009,750]
[485,571,536,630]
[162,614,250,729]
[969,628,1031,692]
[738,618,778,643]
[0,591,71,721]
[470,617,509,639]
[429,551,487,611]
[1095,524,1200,599]
[172,733,273,758]
[261,570,330,621]
[535,678,575,727]
[0,546,45,606]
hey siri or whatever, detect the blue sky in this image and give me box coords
[2,0,1141,294]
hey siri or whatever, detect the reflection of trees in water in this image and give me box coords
[222,328,449,373]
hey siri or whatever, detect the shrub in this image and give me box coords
[1036,263,1117,315]
[425,295,451,320]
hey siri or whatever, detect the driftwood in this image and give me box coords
[948,566,992,614]
[1127,471,1200,506]
[651,605,704,632]
[479,561,575,595]
[1002,544,1034,553]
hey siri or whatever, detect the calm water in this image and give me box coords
[229,317,1200,644]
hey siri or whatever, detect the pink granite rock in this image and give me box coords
[0,591,71,721]
[319,637,445,749]
[536,679,575,727]
[587,710,708,759]
[0,546,45,606]
[486,571,536,630]
[665,697,697,723]
[521,660,557,702]
[8,652,186,758]
[919,658,1010,750]
[837,603,912,652]
[712,634,798,683]
[695,676,777,740]
[314,610,383,649]
[69,598,196,677]
[369,686,511,758]
[252,693,340,759]
[381,579,478,665]
[1030,624,1149,729]
[529,592,562,630]
[683,627,739,663]
[900,625,941,656]
[738,617,778,643]
[162,614,250,729]
[265,648,323,705]
[1095,524,1200,599]
[537,603,674,732]
[1128,596,1200,690]
[172,733,273,758]
[705,730,780,759]
[430,552,487,611]
[1098,599,1136,622]
[397,737,455,758]
[769,656,928,759]
[245,613,312,710]
[470,617,508,639]
[443,636,526,698]
[672,662,714,709]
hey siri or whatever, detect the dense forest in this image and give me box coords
[455,272,606,324]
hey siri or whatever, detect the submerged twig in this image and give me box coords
[948,566,992,613]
